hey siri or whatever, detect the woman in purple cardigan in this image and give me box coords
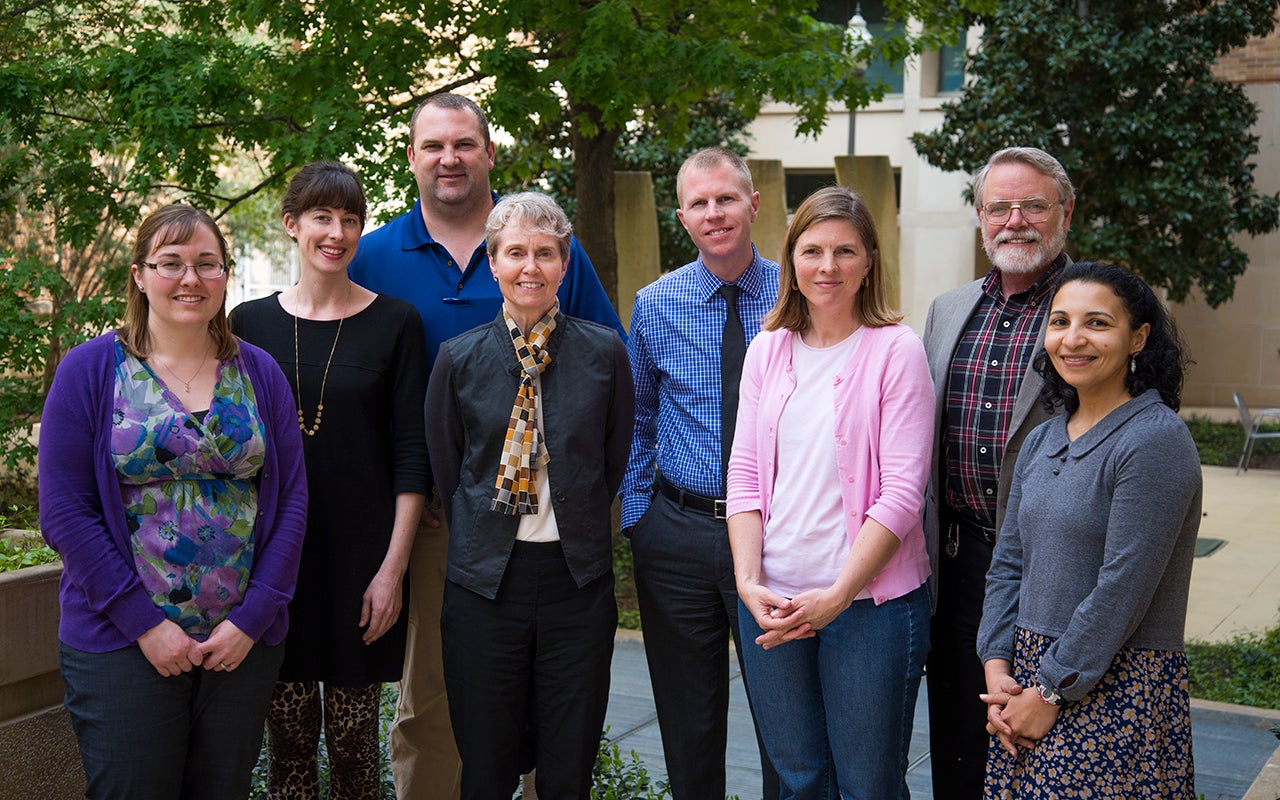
[38,204,308,800]
[726,186,935,799]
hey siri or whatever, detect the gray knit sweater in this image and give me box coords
[976,389,1203,701]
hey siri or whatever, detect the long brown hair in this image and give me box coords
[764,186,901,332]
[119,204,239,360]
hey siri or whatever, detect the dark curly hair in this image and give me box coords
[1035,261,1191,414]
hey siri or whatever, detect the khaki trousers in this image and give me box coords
[390,514,462,800]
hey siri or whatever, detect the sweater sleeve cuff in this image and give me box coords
[865,504,918,541]
[1038,651,1090,703]
[105,589,168,644]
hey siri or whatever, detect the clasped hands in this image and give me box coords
[738,581,849,650]
[980,673,1061,758]
[137,618,253,677]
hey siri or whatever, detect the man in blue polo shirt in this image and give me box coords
[622,147,779,800]
[349,92,622,800]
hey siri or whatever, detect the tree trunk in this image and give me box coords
[570,105,621,310]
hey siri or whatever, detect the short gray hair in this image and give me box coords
[973,146,1074,206]
[485,192,573,261]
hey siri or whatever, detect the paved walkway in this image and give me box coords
[603,464,1280,799]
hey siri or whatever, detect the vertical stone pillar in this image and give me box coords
[834,155,900,310]
[973,228,992,281]
[613,171,662,331]
[746,159,788,266]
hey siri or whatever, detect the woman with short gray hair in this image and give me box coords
[427,192,634,799]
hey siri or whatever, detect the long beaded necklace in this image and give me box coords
[293,296,346,437]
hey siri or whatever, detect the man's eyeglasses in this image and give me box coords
[140,261,228,280]
[981,199,1058,225]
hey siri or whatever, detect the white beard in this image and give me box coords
[984,223,1067,278]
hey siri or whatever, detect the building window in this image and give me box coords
[786,171,839,213]
[813,0,904,95]
[937,30,966,94]
[785,169,902,214]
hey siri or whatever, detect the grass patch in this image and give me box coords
[1188,622,1280,710]
[1183,414,1280,468]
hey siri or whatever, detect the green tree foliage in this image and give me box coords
[495,94,753,275]
[4,0,983,286]
[441,0,986,302]
[911,0,1280,307]
[1,0,983,467]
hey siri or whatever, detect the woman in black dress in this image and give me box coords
[230,161,428,796]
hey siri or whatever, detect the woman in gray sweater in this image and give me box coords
[977,261,1200,799]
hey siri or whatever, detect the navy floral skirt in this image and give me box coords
[984,627,1195,799]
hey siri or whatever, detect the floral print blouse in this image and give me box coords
[110,338,266,638]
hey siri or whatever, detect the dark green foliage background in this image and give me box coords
[913,0,1280,307]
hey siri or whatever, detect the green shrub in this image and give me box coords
[1187,622,1280,710]
[0,533,59,572]
[614,528,641,631]
[0,495,55,572]
[582,732,670,800]
[1183,414,1280,467]
[0,479,39,530]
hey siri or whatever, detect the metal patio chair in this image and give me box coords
[1234,392,1280,474]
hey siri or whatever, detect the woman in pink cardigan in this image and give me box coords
[726,186,935,799]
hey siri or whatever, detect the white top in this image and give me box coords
[763,329,862,596]
[517,373,561,542]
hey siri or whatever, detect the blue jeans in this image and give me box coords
[60,640,284,800]
[738,584,930,800]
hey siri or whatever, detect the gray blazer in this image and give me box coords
[920,275,1059,605]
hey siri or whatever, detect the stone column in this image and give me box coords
[613,171,662,331]
[973,228,992,281]
[746,159,787,265]
[835,155,900,310]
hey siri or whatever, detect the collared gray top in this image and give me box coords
[977,389,1202,701]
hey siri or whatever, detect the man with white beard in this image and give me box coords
[921,147,1075,800]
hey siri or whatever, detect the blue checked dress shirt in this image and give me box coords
[621,249,781,529]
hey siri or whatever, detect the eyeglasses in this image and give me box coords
[141,260,228,280]
[981,199,1059,225]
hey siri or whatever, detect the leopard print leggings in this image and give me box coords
[266,681,382,799]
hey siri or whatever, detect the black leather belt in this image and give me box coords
[655,474,727,520]
[956,516,998,544]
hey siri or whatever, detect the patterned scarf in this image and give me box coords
[491,303,558,515]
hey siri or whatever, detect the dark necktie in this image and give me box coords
[719,284,745,489]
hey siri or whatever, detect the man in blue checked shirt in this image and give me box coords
[622,147,780,800]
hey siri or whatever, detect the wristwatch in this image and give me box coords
[1035,681,1066,706]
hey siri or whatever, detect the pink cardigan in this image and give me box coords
[726,323,935,605]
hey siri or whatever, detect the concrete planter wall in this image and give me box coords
[0,551,85,799]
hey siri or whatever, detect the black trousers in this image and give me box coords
[441,541,616,800]
[631,491,779,800]
[926,517,997,800]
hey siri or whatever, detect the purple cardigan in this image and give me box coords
[38,332,308,652]
[726,323,935,605]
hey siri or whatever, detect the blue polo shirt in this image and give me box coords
[349,195,625,375]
